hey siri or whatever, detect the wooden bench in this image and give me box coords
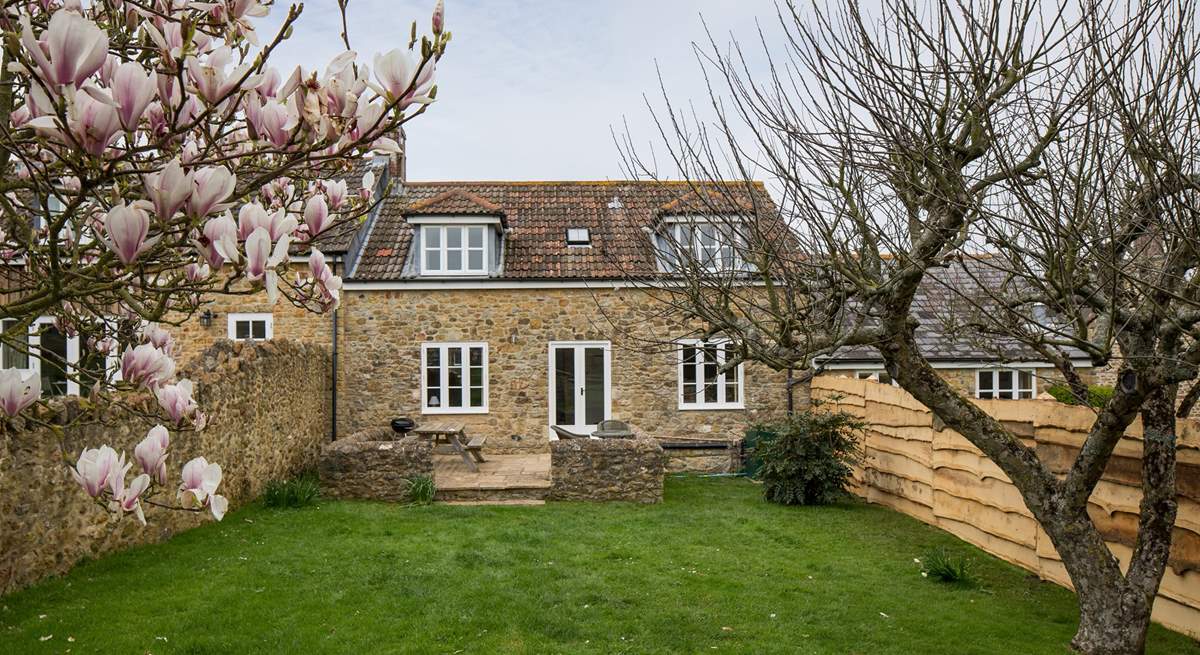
[464,436,487,463]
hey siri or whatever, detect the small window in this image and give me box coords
[421,342,488,413]
[856,370,898,386]
[421,225,489,275]
[227,313,273,342]
[678,339,744,410]
[566,227,590,247]
[976,368,1035,400]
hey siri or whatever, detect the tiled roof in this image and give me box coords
[307,157,388,255]
[825,257,1090,365]
[350,180,778,281]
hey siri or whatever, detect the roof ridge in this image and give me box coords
[403,180,768,187]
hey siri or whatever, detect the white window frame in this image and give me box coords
[677,338,745,410]
[665,218,739,272]
[28,316,81,396]
[420,225,489,276]
[227,313,274,342]
[420,342,489,414]
[565,227,591,248]
[975,368,1036,400]
[855,369,899,387]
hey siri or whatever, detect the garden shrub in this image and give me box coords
[754,408,864,506]
[406,475,437,505]
[263,473,320,508]
[1045,383,1114,408]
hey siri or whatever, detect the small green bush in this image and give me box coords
[406,475,436,505]
[263,473,320,509]
[1045,383,1114,408]
[754,409,864,506]
[920,548,977,587]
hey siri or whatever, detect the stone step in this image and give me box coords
[440,499,546,506]
[434,483,550,503]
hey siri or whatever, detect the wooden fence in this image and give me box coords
[812,376,1200,638]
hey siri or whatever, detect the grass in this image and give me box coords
[1,477,1196,654]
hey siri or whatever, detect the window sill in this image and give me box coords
[421,407,489,415]
[678,403,745,411]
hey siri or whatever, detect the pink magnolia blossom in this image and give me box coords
[187,166,236,219]
[200,211,240,267]
[155,379,197,425]
[325,179,348,209]
[179,457,228,520]
[238,204,297,241]
[257,99,296,148]
[120,343,175,388]
[0,368,41,417]
[372,49,421,101]
[144,159,193,220]
[141,322,174,354]
[185,262,211,282]
[245,227,291,304]
[134,424,170,485]
[360,171,376,202]
[187,47,258,104]
[69,91,122,156]
[70,445,124,498]
[103,202,156,265]
[111,61,156,131]
[309,249,343,310]
[111,473,151,525]
[304,195,330,237]
[433,0,445,35]
[20,11,109,89]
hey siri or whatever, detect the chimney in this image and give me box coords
[390,128,407,184]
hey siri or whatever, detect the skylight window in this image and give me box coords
[566,227,591,247]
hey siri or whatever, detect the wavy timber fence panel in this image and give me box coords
[813,376,1200,638]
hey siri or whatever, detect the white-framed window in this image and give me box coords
[227,313,273,342]
[976,368,1036,399]
[666,220,738,271]
[421,225,488,275]
[856,369,900,386]
[421,342,488,414]
[678,339,744,410]
[566,227,591,247]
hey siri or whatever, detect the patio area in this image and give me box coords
[432,451,551,503]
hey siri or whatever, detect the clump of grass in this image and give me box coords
[263,473,320,509]
[406,475,436,505]
[919,548,977,587]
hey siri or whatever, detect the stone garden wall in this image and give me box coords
[319,429,433,501]
[549,438,666,503]
[812,376,1200,639]
[659,437,744,474]
[0,339,331,596]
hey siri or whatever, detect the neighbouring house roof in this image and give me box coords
[306,157,390,256]
[349,180,778,281]
[822,256,1094,367]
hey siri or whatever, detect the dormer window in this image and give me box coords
[420,224,489,275]
[659,218,739,272]
[566,227,590,247]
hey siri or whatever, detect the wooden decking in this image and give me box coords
[433,452,551,503]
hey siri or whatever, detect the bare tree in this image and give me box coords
[619,2,1200,653]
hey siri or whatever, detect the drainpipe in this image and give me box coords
[331,305,339,441]
[786,368,794,416]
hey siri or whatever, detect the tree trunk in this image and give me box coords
[1070,582,1152,654]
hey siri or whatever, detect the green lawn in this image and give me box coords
[1,478,1196,654]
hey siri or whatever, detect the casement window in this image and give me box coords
[227,313,273,342]
[678,339,744,410]
[421,342,488,414]
[421,225,488,275]
[856,370,899,387]
[664,221,738,271]
[976,368,1036,399]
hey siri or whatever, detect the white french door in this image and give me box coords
[548,341,611,436]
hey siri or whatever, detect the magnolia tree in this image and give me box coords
[621,1,1199,653]
[0,0,449,524]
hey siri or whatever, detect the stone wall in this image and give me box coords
[812,376,1200,639]
[337,287,789,451]
[0,339,331,596]
[318,430,432,501]
[659,438,744,473]
[549,437,666,503]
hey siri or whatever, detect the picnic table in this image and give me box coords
[412,420,486,472]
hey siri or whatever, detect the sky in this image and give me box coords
[262,0,782,183]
